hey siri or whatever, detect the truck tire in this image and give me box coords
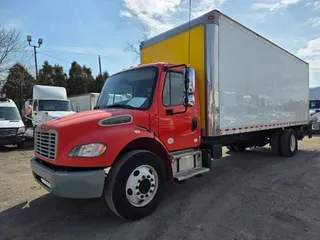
[17,142,25,149]
[104,150,166,220]
[233,143,247,152]
[280,129,298,157]
[226,145,236,152]
[227,144,247,152]
[271,130,282,155]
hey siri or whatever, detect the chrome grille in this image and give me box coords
[0,128,17,136]
[35,129,57,160]
[312,123,320,130]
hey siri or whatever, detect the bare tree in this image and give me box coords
[0,26,31,75]
[124,26,149,58]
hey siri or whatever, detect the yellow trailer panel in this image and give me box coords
[141,26,206,129]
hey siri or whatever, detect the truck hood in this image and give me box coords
[310,109,320,116]
[44,109,150,130]
[45,111,75,119]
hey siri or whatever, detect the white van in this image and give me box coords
[0,98,25,148]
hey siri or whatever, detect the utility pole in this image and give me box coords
[33,47,38,79]
[27,35,43,80]
[98,55,102,75]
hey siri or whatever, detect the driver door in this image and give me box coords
[158,71,200,151]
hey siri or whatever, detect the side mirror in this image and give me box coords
[183,67,195,93]
[184,94,195,107]
[184,67,190,91]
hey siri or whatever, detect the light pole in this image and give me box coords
[27,35,43,80]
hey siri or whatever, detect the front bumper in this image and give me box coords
[312,122,320,132]
[30,158,106,199]
[0,134,25,146]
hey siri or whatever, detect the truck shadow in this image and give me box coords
[0,147,318,240]
[0,139,34,152]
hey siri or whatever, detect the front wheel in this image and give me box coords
[104,150,166,220]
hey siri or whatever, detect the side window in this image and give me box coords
[162,72,184,107]
[33,100,37,111]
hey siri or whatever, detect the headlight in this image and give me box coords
[17,126,25,134]
[68,143,107,157]
[311,117,320,123]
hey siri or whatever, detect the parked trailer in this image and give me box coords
[68,93,100,112]
[30,10,311,221]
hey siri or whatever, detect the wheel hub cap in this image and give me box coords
[139,179,151,194]
[125,165,158,207]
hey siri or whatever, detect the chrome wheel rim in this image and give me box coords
[125,165,158,207]
[290,134,296,152]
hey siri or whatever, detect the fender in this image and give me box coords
[55,124,171,173]
[117,133,173,183]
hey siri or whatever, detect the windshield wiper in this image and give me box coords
[104,103,136,109]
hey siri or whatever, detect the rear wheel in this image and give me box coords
[233,143,247,152]
[280,129,297,157]
[105,150,166,220]
[227,143,247,152]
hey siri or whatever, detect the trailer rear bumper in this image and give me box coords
[30,158,106,199]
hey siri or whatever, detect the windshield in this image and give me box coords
[39,100,72,111]
[309,100,320,109]
[0,107,21,121]
[96,67,158,110]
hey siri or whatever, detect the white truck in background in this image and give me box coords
[309,87,320,115]
[68,92,100,112]
[309,87,320,132]
[25,85,75,129]
[0,98,25,148]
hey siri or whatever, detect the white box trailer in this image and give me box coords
[68,93,100,112]
[141,10,310,137]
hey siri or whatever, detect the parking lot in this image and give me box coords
[0,137,320,240]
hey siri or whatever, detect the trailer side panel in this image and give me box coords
[216,15,309,135]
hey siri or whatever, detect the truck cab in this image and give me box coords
[25,85,75,128]
[31,63,201,220]
[309,99,320,116]
[0,98,25,148]
[309,99,320,132]
[30,98,73,126]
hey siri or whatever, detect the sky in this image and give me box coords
[0,0,320,87]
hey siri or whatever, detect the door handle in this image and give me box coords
[192,118,198,131]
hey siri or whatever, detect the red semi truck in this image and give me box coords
[31,10,311,220]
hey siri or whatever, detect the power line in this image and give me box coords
[1,49,111,58]
[40,49,110,58]
[38,51,72,64]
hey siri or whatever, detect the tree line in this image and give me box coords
[1,61,108,113]
[0,25,109,114]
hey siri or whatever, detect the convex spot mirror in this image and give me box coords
[183,94,195,107]
[183,67,195,94]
